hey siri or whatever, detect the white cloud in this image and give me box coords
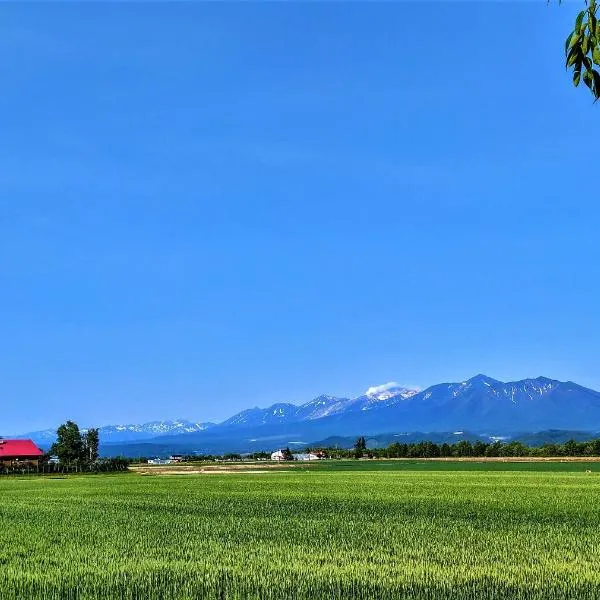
[365,381,422,396]
[365,382,400,396]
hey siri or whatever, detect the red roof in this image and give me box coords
[0,439,44,458]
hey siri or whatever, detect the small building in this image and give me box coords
[271,450,285,461]
[169,455,184,463]
[0,439,44,468]
[147,458,172,465]
[292,452,322,461]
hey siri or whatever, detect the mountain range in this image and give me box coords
[13,420,214,446]
[11,375,600,456]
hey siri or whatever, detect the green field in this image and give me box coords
[1,461,600,599]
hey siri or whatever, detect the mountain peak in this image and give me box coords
[468,374,501,385]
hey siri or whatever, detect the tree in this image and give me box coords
[354,436,367,459]
[50,420,84,465]
[281,447,294,461]
[454,440,473,458]
[563,0,600,100]
[564,439,583,456]
[83,428,100,463]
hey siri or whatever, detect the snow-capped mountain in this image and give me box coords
[15,420,215,448]
[220,404,298,428]
[293,395,352,420]
[150,375,600,455]
[99,420,214,441]
[219,385,420,428]
[358,374,600,433]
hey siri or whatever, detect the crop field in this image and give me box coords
[1,461,600,599]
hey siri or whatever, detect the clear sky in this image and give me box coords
[1,2,599,434]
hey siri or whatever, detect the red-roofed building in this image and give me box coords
[0,439,44,467]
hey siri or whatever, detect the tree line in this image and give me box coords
[130,438,600,463]
[312,437,600,459]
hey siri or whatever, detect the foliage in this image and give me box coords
[50,421,101,465]
[1,467,600,598]
[353,436,367,458]
[50,420,84,465]
[312,437,600,459]
[564,0,600,100]
[282,447,294,461]
[0,457,129,477]
[83,428,100,463]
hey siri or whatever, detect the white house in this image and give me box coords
[270,450,285,461]
[147,458,172,465]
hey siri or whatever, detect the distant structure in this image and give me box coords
[169,455,184,463]
[270,450,323,461]
[147,458,172,465]
[292,452,322,461]
[0,439,44,467]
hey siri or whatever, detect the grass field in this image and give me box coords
[1,461,600,599]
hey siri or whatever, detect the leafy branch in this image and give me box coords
[565,0,600,100]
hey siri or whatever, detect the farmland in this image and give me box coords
[1,462,600,599]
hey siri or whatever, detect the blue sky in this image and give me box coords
[1,3,599,433]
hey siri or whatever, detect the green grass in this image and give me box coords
[1,462,600,599]
[306,458,600,472]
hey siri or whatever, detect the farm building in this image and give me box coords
[270,450,322,461]
[292,453,322,461]
[147,458,172,465]
[0,439,44,467]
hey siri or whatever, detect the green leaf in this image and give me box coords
[570,33,581,51]
[582,35,589,54]
[573,68,582,86]
[567,46,581,67]
[594,47,600,66]
[593,69,600,99]
[575,10,586,33]
[590,13,598,36]
[583,70,593,90]
[565,32,575,54]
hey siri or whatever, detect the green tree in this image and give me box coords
[83,428,100,463]
[472,440,488,457]
[440,443,452,457]
[281,447,294,461]
[50,420,84,465]
[564,439,583,456]
[353,436,367,459]
[454,440,473,457]
[563,0,600,100]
